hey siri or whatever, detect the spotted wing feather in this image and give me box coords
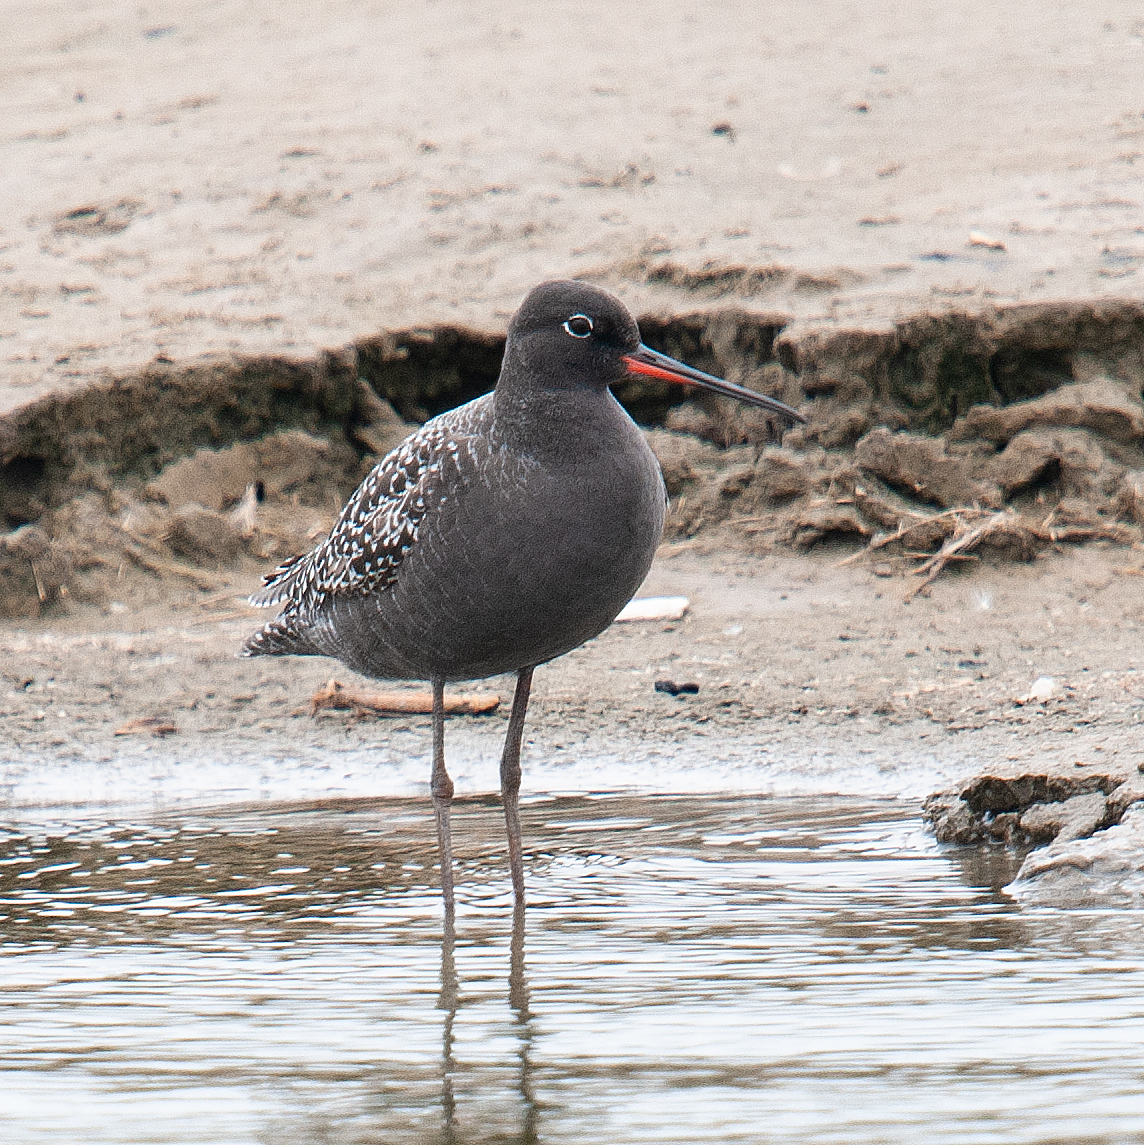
[245,400,487,643]
[249,435,432,613]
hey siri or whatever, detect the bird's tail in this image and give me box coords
[240,616,319,658]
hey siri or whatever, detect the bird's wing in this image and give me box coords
[250,402,486,616]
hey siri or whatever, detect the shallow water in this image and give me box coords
[2,795,1144,1145]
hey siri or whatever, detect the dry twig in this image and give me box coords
[308,679,500,718]
[904,510,1020,599]
[120,541,224,590]
[836,507,980,567]
[114,716,178,737]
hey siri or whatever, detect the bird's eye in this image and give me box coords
[563,314,594,339]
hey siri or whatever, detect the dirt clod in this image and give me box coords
[984,427,1115,501]
[924,766,1136,850]
[164,505,242,567]
[855,427,1002,509]
[113,716,179,738]
[0,525,72,618]
[644,429,723,495]
[751,448,814,504]
[788,501,870,548]
[1019,793,1108,845]
[953,378,1144,446]
[1114,469,1144,525]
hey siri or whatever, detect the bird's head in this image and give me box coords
[505,279,806,423]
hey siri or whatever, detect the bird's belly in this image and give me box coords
[318,449,665,682]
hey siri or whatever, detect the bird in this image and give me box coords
[242,279,804,918]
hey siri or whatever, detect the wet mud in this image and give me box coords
[926,758,1144,906]
[8,7,1144,1139]
[5,297,1144,915]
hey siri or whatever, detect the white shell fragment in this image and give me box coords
[1015,676,1056,705]
[968,230,1006,251]
[777,156,842,182]
[614,595,690,622]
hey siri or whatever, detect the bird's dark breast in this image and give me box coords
[312,418,666,682]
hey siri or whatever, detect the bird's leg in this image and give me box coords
[431,675,456,929]
[500,665,534,906]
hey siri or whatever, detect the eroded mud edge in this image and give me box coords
[7,293,1144,637]
[4,297,1143,530]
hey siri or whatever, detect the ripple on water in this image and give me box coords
[2,795,1144,1144]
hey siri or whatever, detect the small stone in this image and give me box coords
[1015,676,1056,705]
[968,231,1006,251]
[655,679,700,696]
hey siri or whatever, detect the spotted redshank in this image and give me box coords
[243,280,804,915]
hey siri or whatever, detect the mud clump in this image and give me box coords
[984,428,1115,502]
[1115,469,1144,524]
[0,525,72,619]
[3,298,1144,605]
[643,429,723,496]
[925,766,1144,903]
[145,428,360,512]
[1019,793,1108,845]
[0,350,373,530]
[951,378,1144,445]
[853,427,1001,508]
[922,768,1136,849]
[164,505,243,567]
[751,449,815,505]
[655,311,1144,577]
[0,399,412,614]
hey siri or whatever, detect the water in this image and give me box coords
[2,794,1144,1144]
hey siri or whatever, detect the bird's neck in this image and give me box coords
[493,351,624,463]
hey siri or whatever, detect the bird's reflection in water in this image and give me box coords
[436,902,537,1145]
[437,905,459,1144]
[509,902,540,1145]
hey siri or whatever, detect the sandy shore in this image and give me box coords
[6,541,1144,792]
[4,0,1144,409]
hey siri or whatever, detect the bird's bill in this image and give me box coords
[623,344,807,424]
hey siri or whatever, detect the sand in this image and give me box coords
[3,0,1144,411]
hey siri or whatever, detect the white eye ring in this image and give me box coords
[563,313,594,338]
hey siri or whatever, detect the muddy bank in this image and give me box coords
[7,506,1144,904]
[6,0,1144,910]
[4,297,1144,621]
[5,540,1144,792]
[5,294,1144,915]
